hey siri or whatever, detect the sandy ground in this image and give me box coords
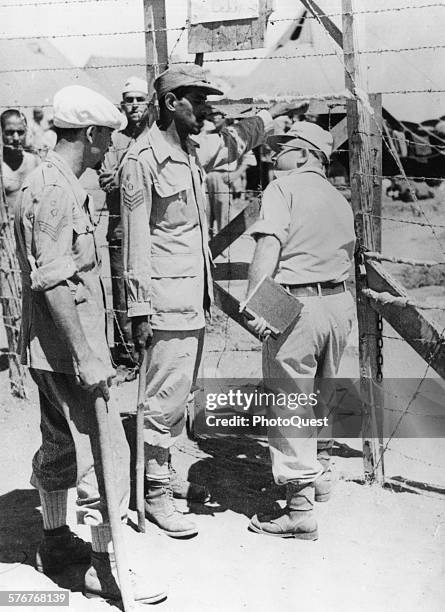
[0,175,445,611]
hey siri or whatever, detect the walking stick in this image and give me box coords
[136,348,148,533]
[95,395,136,612]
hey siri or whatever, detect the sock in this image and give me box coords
[90,524,113,553]
[39,489,68,531]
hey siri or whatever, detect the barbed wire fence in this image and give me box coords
[0,0,444,492]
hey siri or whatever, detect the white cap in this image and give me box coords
[122,76,148,96]
[268,121,333,160]
[53,85,127,131]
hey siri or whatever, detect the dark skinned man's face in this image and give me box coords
[173,88,208,136]
[2,116,27,151]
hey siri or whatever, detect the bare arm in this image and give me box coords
[243,235,281,338]
[246,234,281,298]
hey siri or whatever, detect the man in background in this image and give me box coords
[1,109,40,216]
[29,107,47,157]
[99,77,149,376]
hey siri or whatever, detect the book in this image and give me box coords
[241,275,303,338]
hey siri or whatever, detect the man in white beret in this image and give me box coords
[120,64,289,539]
[245,122,356,539]
[99,76,149,377]
[15,85,166,604]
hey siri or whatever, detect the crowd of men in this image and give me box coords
[3,64,356,605]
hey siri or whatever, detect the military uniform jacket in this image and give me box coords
[15,151,111,374]
[121,112,271,331]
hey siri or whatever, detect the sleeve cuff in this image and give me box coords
[128,302,152,317]
[31,256,77,291]
[256,110,274,134]
[248,219,287,246]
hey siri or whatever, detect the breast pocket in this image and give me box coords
[152,166,196,227]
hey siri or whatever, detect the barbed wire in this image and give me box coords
[361,212,445,230]
[365,252,444,267]
[386,447,445,471]
[1,29,160,41]
[4,43,445,73]
[0,0,119,6]
[272,3,445,21]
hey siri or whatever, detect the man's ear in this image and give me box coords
[164,92,177,112]
[297,148,309,167]
[85,125,96,144]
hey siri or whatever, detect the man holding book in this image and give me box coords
[245,122,356,540]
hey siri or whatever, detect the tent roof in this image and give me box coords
[84,56,147,104]
[229,0,445,123]
[0,38,108,113]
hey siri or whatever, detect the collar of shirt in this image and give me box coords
[292,163,326,179]
[45,150,92,218]
[149,121,199,165]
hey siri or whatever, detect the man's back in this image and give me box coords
[260,168,355,285]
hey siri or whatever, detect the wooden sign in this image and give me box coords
[189,0,259,24]
[188,0,272,54]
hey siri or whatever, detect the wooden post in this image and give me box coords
[144,0,168,123]
[194,53,204,66]
[0,128,27,398]
[342,0,384,483]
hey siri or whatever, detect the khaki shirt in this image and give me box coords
[121,112,271,331]
[250,166,356,285]
[101,129,136,243]
[15,151,111,374]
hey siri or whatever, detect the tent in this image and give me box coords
[0,38,108,114]
[84,55,232,106]
[83,55,147,104]
[229,0,445,123]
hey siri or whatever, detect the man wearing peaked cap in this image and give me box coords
[120,63,291,538]
[15,85,166,604]
[99,76,149,376]
[244,121,356,540]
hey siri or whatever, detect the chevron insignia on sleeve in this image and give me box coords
[122,178,144,211]
[37,217,69,241]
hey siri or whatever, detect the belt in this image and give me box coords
[281,281,347,297]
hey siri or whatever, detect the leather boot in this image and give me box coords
[168,452,210,503]
[249,483,318,540]
[84,551,167,604]
[315,440,334,502]
[36,525,91,574]
[145,445,198,538]
[145,486,198,538]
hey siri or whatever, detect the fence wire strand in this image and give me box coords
[0,1,444,489]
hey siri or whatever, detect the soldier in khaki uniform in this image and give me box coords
[99,77,149,373]
[121,65,276,538]
[15,85,166,604]
[245,122,356,540]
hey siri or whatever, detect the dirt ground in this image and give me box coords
[1,176,445,611]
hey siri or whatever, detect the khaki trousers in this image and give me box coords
[141,328,204,448]
[262,291,355,485]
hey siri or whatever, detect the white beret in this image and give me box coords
[122,76,148,96]
[53,85,127,131]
